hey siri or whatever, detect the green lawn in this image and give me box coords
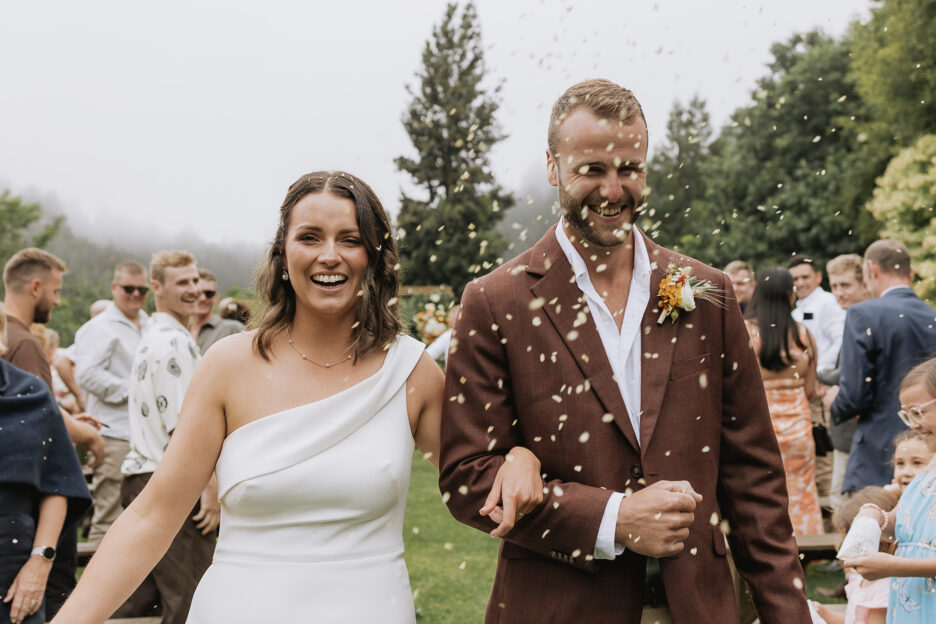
[403,454,499,623]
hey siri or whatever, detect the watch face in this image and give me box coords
[40,547,55,560]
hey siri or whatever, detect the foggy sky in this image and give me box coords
[0,0,870,248]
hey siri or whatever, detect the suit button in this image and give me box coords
[631,464,643,479]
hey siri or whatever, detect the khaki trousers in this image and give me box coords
[88,436,130,546]
[830,449,851,512]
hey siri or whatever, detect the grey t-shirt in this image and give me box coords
[195,314,244,355]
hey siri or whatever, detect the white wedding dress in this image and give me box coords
[187,336,424,623]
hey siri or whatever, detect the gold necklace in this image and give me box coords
[285,326,353,368]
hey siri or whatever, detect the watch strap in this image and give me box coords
[30,546,56,561]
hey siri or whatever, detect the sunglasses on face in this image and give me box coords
[117,285,149,295]
[199,290,217,299]
[897,397,936,427]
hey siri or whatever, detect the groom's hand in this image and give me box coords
[615,480,701,558]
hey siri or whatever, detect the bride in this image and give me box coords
[51,171,543,623]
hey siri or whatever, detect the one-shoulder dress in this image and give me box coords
[186,335,424,623]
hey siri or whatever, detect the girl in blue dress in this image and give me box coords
[844,358,936,623]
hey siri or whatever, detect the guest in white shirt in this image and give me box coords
[118,250,218,624]
[788,254,846,372]
[74,261,150,546]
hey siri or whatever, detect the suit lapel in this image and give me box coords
[528,228,640,453]
[637,240,681,455]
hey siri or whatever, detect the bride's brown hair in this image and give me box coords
[252,171,403,361]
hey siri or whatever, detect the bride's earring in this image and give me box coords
[281,270,289,281]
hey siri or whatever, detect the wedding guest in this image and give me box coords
[829,240,936,494]
[1,248,103,617]
[888,430,932,494]
[218,298,250,326]
[724,260,755,314]
[52,299,113,415]
[744,267,823,535]
[0,309,92,624]
[114,251,216,624]
[73,261,149,547]
[425,304,459,366]
[821,253,871,512]
[440,79,809,623]
[189,269,243,355]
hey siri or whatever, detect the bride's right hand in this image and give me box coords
[480,446,544,538]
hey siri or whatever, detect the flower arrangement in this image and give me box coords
[414,302,450,344]
[657,262,724,325]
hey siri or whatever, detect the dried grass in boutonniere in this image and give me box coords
[657,262,725,325]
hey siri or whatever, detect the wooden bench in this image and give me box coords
[796,532,840,567]
[77,541,97,566]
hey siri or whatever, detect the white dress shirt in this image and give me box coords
[555,219,651,560]
[122,312,201,476]
[73,302,148,440]
[792,287,845,370]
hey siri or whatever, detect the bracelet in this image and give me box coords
[859,503,888,532]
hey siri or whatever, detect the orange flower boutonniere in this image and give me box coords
[657,262,725,325]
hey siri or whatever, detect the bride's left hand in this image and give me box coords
[481,446,544,538]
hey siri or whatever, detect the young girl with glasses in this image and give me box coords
[842,357,936,622]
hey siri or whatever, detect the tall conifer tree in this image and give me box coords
[395,2,513,293]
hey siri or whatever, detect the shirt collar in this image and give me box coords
[555,217,651,284]
[881,285,913,298]
[102,301,148,326]
[150,312,191,334]
[796,286,827,308]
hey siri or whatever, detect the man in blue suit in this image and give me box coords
[829,239,936,493]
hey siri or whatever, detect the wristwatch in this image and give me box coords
[30,546,56,561]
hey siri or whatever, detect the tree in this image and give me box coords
[395,2,513,293]
[644,95,713,251]
[0,190,64,269]
[866,134,936,303]
[678,32,883,270]
[850,0,936,146]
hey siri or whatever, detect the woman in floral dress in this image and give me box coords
[744,267,823,535]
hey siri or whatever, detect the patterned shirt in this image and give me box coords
[122,312,200,476]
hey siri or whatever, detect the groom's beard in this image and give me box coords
[557,175,641,249]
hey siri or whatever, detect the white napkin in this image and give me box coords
[836,515,882,560]
[808,600,828,624]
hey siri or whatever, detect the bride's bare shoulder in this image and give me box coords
[199,329,269,373]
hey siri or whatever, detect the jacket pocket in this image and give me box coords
[669,352,711,381]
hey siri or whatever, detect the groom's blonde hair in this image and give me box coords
[548,79,647,155]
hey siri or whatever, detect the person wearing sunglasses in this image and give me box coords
[189,269,243,356]
[73,261,150,548]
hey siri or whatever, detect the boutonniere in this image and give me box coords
[657,262,724,325]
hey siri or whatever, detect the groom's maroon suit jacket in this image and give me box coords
[439,227,810,623]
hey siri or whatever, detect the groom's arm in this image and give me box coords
[439,278,612,573]
[714,275,810,623]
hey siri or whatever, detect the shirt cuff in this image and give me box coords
[594,491,626,560]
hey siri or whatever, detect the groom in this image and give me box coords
[439,79,809,623]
